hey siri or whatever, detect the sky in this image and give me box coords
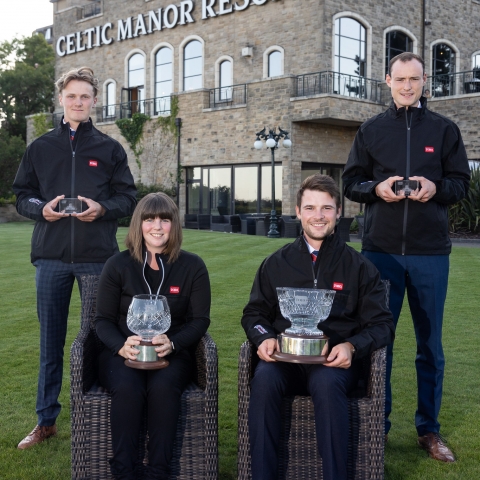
[1,0,53,44]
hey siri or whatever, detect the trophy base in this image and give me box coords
[124,358,169,370]
[271,351,327,364]
[272,332,329,364]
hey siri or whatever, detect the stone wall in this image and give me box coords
[0,205,31,224]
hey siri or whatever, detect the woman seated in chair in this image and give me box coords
[95,192,211,479]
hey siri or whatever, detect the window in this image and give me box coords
[155,47,173,114]
[128,53,145,112]
[186,164,283,214]
[335,17,366,78]
[105,82,116,118]
[385,31,413,76]
[473,54,480,69]
[219,60,232,100]
[431,43,455,97]
[184,40,203,91]
[268,51,282,78]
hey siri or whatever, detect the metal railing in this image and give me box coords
[96,96,172,122]
[295,71,385,103]
[77,1,102,20]
[427,70,480,98]
[209,84,247,108]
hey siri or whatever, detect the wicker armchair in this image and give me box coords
[70,275,218,480]
[238,281,390,480]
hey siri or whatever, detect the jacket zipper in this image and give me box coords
[402,110,413,255]
[70,130,76,263]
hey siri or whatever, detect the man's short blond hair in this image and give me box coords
[55,67,99,97]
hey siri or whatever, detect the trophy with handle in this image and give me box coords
[272,287,336,364]
[125,294,171,369]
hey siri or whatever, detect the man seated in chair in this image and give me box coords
[241,174,395,480]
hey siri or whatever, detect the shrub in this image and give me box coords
[449,167,480,233]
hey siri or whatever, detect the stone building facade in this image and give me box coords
[38,0,480,218]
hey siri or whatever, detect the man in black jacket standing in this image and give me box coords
[242,174,394,480]
[343,53,470,462]
[13,67,137,449]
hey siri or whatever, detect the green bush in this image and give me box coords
[449,167,480,233]
[118,183,176,227]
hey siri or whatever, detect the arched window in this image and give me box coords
[105,81,116,119]
[385,30,413,76]
[155,47,173,114]
[431,43,455,97]
[219,60,232,100]
[473,53,480,69]
[184,40,202,91]
[335,17,366,78]
[268,51,282,78]
[127,53,145,113]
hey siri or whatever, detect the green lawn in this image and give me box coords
[1,222,479,479]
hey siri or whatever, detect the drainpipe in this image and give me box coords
[175,118,182,207]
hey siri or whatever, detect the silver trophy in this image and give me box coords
[125,294,171,369]
[272,287,336,364]
[59,198,82,214]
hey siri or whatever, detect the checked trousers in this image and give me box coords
[34,259,105,426]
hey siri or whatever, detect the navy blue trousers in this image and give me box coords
[362,251,449,436]
[34,259,105,426]
[248,360,359,480]
[98,349,193,480]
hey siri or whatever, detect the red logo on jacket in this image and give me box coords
[424,146,434,153]
[170,286,180,294]
[89,160,98,167]
[333,282,344,290]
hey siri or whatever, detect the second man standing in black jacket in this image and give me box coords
[343,53,470,462]
[13,67,137,449]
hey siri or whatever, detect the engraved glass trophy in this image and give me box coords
[394,180,419,197]
[125,294,171,369]
[59,198,82,214]
[272,287,336,364]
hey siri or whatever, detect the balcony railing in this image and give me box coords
[77,1,102,20]
[209,84,247,109]
[295,71,385,103]
[96,96,172,122]
[427,70,480,98]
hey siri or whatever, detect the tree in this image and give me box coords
[0,35,55,140]
[0,128,25,198]
[0,34,54,199]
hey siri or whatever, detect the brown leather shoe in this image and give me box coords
[418,432,455,462]
[17,425,57,450]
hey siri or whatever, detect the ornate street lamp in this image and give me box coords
[254,127,292,238]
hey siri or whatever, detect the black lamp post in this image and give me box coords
[254,127,292,238]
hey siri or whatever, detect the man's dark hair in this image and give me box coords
[388,52,425,76]
[296,174,341,209]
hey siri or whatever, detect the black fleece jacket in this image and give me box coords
[343,98,470,255]
[241,234,394,360]
[95,249,211,356]
[13,118,137,263]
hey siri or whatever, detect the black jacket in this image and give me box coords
[95,249,211,356]
[343,98,470,255]
[241,235,394,360]
[13,119,137,263]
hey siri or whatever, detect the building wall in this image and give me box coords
[43,0,480,220]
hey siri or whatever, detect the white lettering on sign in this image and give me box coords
[56,0,272,57]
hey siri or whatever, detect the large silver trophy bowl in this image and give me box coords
[272,287,336,364]
[125,294,171,369]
